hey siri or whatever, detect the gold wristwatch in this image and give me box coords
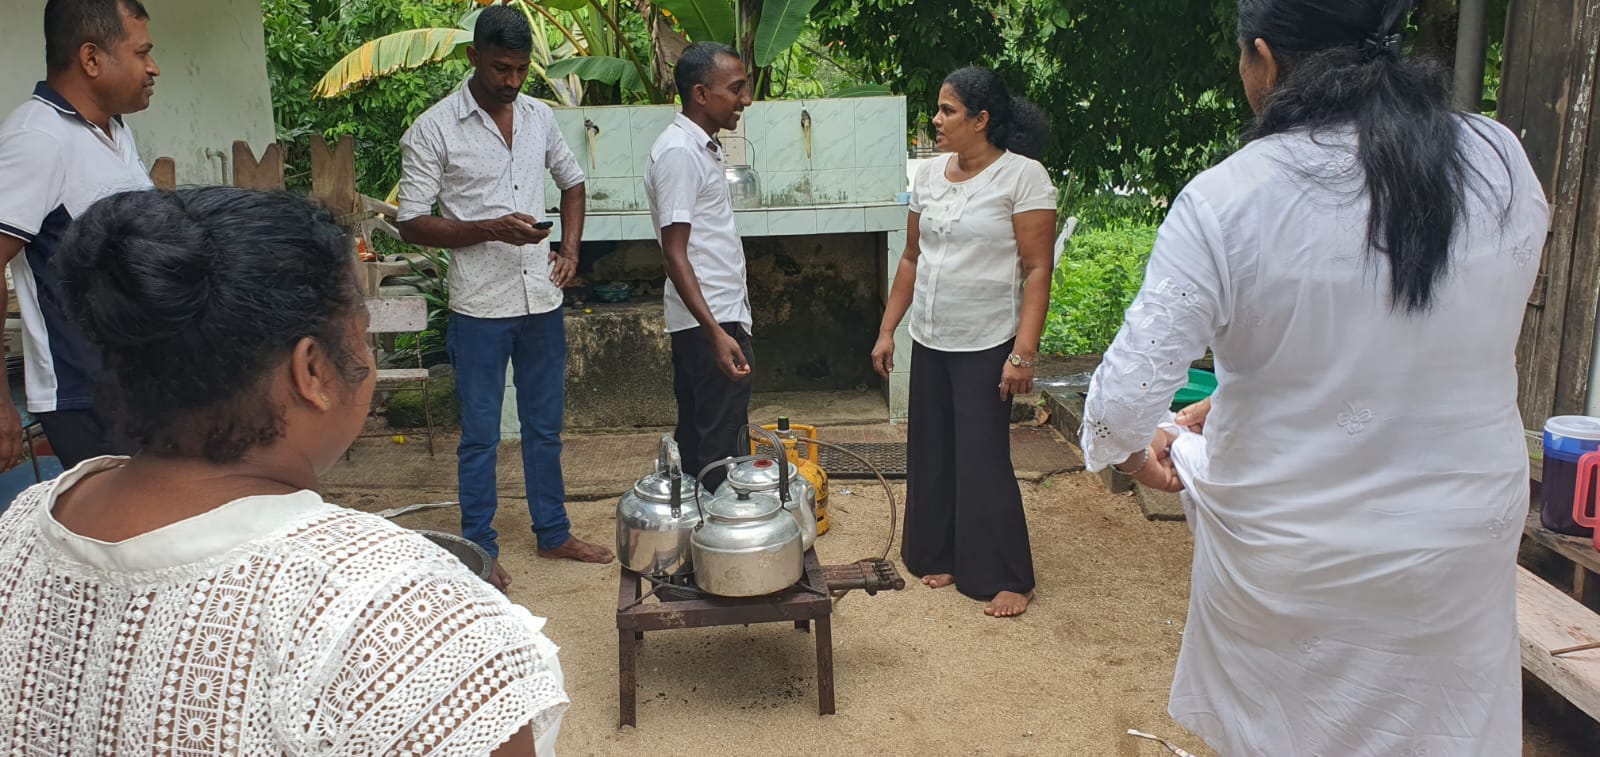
[1008,353,1035,368]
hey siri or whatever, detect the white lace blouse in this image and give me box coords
[0,458,568,755]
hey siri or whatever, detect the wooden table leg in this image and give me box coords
[619,628,637,727]
[794,619,810,633]
[815,613,835,716]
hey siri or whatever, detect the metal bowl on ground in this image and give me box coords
[416,529,492,581]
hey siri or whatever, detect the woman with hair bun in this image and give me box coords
[0,187,567,754]
[872,66,1058,618]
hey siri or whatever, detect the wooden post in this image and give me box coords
[309,134,360,223]
[231,141,285,191]
[1503,0,1600,427]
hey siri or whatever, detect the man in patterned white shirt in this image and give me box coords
[398,5,613,589]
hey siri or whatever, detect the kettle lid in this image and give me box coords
[633,469,695,503]
[704,489,782,521]
[726,457,783,491]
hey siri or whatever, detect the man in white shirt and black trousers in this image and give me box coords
[644,43,754,492]
[398,4,614,590]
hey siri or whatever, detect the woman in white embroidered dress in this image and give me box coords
[1080,0,1549,754]
[872,66,1057,618]
[0,187,568,754]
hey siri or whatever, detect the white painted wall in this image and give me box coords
[0,0,276,186]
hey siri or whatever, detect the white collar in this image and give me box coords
[672,113,721,154]
[35,457,330,575]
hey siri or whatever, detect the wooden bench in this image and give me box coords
[1524,509,1600,606]
[1518,564,1600,721]
[1520,474,1600,723]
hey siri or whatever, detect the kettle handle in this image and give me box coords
[1576,450,1600,528]
[721,134,757,167]
[693,454,765,525]
[743,424,791,505]
[659,434,683,518]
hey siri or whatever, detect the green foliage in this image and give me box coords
[754,0,824,67]
[656,0,737,43]
[814,0,1511,200]
[813,0,1009,130]
[546,54,647,92]
[262,0,471,195]
[1042,221,1159,356]
[385,247,453,369]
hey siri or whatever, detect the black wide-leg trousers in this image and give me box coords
[901,338,1036,600]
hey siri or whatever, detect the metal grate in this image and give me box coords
[820,442,907,479]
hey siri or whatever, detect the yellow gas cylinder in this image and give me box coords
[751,417,830,535]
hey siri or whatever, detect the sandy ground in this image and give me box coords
[330,426,1597,756]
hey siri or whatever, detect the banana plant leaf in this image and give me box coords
[655,0,736,45]
[313,28,472,98]
[753,0,821,67]
[546,55,645,93]
[831,83,894,98]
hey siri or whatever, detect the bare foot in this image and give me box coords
[487,560,511,593]
[921,573,955,589]
[984,590,1033,618]
[537,535,615,564]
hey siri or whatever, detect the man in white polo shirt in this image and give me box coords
[0,0,159,471]
[644,42,754,492]
[398,4,613,588]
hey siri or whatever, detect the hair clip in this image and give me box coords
[1357,32,1403,57]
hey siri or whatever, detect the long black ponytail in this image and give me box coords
[1240,0,1506,313]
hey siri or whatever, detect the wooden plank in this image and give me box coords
[148,157,176,190]
[1511,0,1584,427]
[231,141,285,191]
[1525,508,1600,577]
[1553,12,1600,418]
[309,134,359,222]
[1498,0,1539,142]
[1508,0,1582,195]
[1517,564,1600,721]
[1518,0,1600,426]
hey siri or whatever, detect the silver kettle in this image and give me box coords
[724,457,818,551]
[722,135,761,209]
[615,435,704,578]
[689,427,804,597]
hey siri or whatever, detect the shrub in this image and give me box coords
[1041,222,1158,355]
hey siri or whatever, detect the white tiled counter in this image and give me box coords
[547,200,908,242]
[495,97,915,438]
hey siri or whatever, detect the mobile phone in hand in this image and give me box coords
[533,220,554,230]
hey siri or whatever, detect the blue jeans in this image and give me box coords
[448,310,571,556]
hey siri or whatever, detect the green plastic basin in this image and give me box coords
[1171,368,1217,412]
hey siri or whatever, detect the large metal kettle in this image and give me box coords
[722,135,761,209]
[724,456,818,551]
[689,427,804,597]
[616,435,704,579]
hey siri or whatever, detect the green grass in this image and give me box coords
[1041,221,1158,356]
